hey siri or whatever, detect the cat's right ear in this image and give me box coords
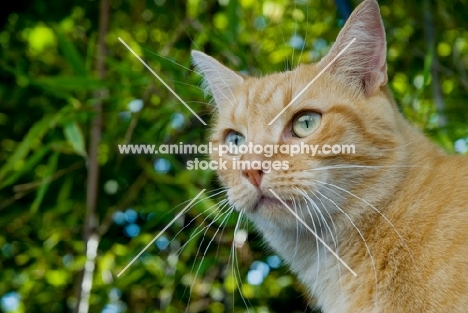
[191,51,244,107]
[319,0,387,96]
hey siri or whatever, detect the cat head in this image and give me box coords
[192,0,407,229]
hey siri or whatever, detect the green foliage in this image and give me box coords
[1,0,468,312]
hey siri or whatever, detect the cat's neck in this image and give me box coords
[250,217,355,311]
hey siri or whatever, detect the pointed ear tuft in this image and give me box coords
[191,51,244,107]
[320,0,387,96]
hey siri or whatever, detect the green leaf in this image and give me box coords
[227,0,239,37]
[57,177,73,204]
[64,122,87,157]
[32,76,106,92]
[0,115,56,182]
[45,269,69,285]
[423,45,433,89]
[53,25,87,76]
[0,144,51,189]
[31,152,59,213]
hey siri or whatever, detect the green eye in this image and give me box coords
[224,130,246,151]
[292,112,321,138]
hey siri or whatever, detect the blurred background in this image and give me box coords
[1,0,468,312]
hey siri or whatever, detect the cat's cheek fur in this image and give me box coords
[214,161,260,213]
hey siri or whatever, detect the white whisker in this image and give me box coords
[185,201,232,307]
[317,180,414,264]
[311,164,425,171]
[230,210,253,311]
[174,199,229,256]
[117,189,206,277]
[313,184,378,299]
[269,188,357,276]
[298,189,321,291]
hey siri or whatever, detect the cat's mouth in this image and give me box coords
[255,195,294,211]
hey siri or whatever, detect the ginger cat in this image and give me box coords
[191,0,468,312]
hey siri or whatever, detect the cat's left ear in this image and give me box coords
[191,51,244,107]
[319,0,387,96]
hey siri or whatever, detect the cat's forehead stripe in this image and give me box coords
[254,79,282,107]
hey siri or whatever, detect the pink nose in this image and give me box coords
[242,169,264,188]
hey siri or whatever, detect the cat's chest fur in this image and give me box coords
[255,220,354,311]
[251,215,369,312]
